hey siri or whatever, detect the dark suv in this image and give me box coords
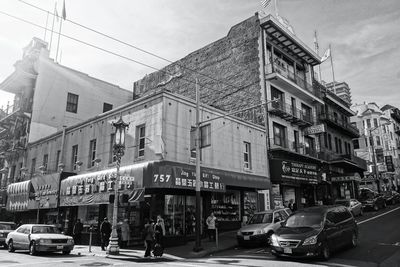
[358,188,386,211]
[270,206,358,260]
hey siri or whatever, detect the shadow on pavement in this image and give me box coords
[106,253,176,263]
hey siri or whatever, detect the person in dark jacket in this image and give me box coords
[143,219,155,257]
[100,217,112,251]
[73,219,83,245]
[154,218,164,246]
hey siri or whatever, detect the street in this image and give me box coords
[1,205,400,267]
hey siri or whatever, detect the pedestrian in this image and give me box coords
[143,219,155,258]
[156,215,166,236]
[206,212,217,241]
[154,218,164,246]
[73,219,83,245]
[120,219,130,248]
[288,199,297,212]
[100,217,112,251]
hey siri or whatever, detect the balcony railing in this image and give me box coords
[269,138,318,158]
[318,112,360,137]
[265,63,322,99]
[268,101,314,127]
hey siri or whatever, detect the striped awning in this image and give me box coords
[6,180,35,211]
[7,180,31,195]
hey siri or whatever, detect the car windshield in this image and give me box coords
[0,223,15,230]
[32,226,60,234]
[336,200,350,207]
[248,213,273,224]
[284,212,323,228]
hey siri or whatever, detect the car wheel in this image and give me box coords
[62,250,71,255]
[321,242,330,260]
[351,232,358,247]
[7,240,15,253]
[373,204,379,211]
[29,241,37,256]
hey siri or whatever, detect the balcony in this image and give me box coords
[269,138,319,159]
[265,63,323,104]
[319,150,367,171]
[268,101,314,127]
[318,112,360,138]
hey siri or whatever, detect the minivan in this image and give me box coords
[270,205,358,260]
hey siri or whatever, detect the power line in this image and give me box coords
[17,0,251,101]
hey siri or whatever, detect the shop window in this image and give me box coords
[77,205,100,227]
[88,139,97,167]
[71,145,78,170]
[244,192,257,219]
[136,125,146,158]
[66,92,79,113]
[243,142,251,170]
[164,195,184,236]
[211,190,240,222]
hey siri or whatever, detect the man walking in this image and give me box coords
[73,219,83,245]
[143,219,155,258]
[100,217,112,251]
[206,212,217,241]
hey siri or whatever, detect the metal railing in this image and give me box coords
[265,63,322,99]
[318,112,359,136]
[269,138,318,158]
[267,101,314,125]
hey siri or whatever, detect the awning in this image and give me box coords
[6,180,35,211]
[60,161,150,207]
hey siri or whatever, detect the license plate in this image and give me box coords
[244,236,250,240]
[57,245,63,249]
[283,248,292,254]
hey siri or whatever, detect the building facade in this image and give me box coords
[325,81,352,106]
[0,38,132,213]
[132,13,366,208]
[6,91,270,246]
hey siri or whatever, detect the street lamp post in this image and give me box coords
[107,115,128,255]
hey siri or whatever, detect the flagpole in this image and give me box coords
[56,18,63,62]
[329,44,336,91]
[314,30,322,82]
[44,11,50,42]
[49,3,57,53]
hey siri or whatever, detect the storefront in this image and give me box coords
[269,159,320,210]
[331,173,361,199]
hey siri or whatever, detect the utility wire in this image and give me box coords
[17,0,251,101]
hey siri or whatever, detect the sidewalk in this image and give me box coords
[71,230,237,261]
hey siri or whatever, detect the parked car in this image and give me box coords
[0,222,16,248]
[6,224,74,255]
[382,191,400,205]
[335,199,363,217]
[270,205,358,260]
[236,208,292,246]
[358,188,386,211]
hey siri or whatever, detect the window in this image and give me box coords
[333,112,338,123]
[243,142,251,170]
[376,136,381,146]
[109,133,116,163]
[353,139,360,149]
[324,133,328,149]
[335,137,339,153]
[366,119,371,128]
[43,154,48,171]
[294,130,299,152]
[31,158,36,177]
[273,122,286,147]
[10,165,16,181]
[55,150,61,170]
[291,97,296,116]
[328,134,332,150]
[271,87,284,109]
[390,132,393,140]
[369,137,374,147]
[200,124,211,148]
[88,139,97,167]
[338,139,342,154]
[103,102,113,112]
[373,118,378,128]
[66,93,79,113]
[304,136,315,155]
[71,145,78,170]
[301,104,312,122]
[18,162,23,178]
[137,125,146,158]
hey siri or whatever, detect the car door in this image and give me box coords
[12,226,27,249]
[20,226,31,250]
[271,211,283,231]
[325,210,341,251]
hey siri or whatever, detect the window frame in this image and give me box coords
[136,124,146,158]
[66,92,79,113]
[200,124,211,148]
[88,139,97,168]
[71,145,78,170]
[273,122,286,147]
[243,142,252,170]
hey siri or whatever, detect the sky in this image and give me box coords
[0,0,399,111]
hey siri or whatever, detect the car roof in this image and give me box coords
[254,208,289,215]
[292,205,344,215]
[19,224,56,227]
[0,221,15,224]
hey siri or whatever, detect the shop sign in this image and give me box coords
[304,124,326,135]
[331,174,361,183]
[385,156,395,172]
[270,159,319,184]
[31,173,61,209]
[151,165,226,192]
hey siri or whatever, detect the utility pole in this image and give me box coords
[193,78,203,252]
